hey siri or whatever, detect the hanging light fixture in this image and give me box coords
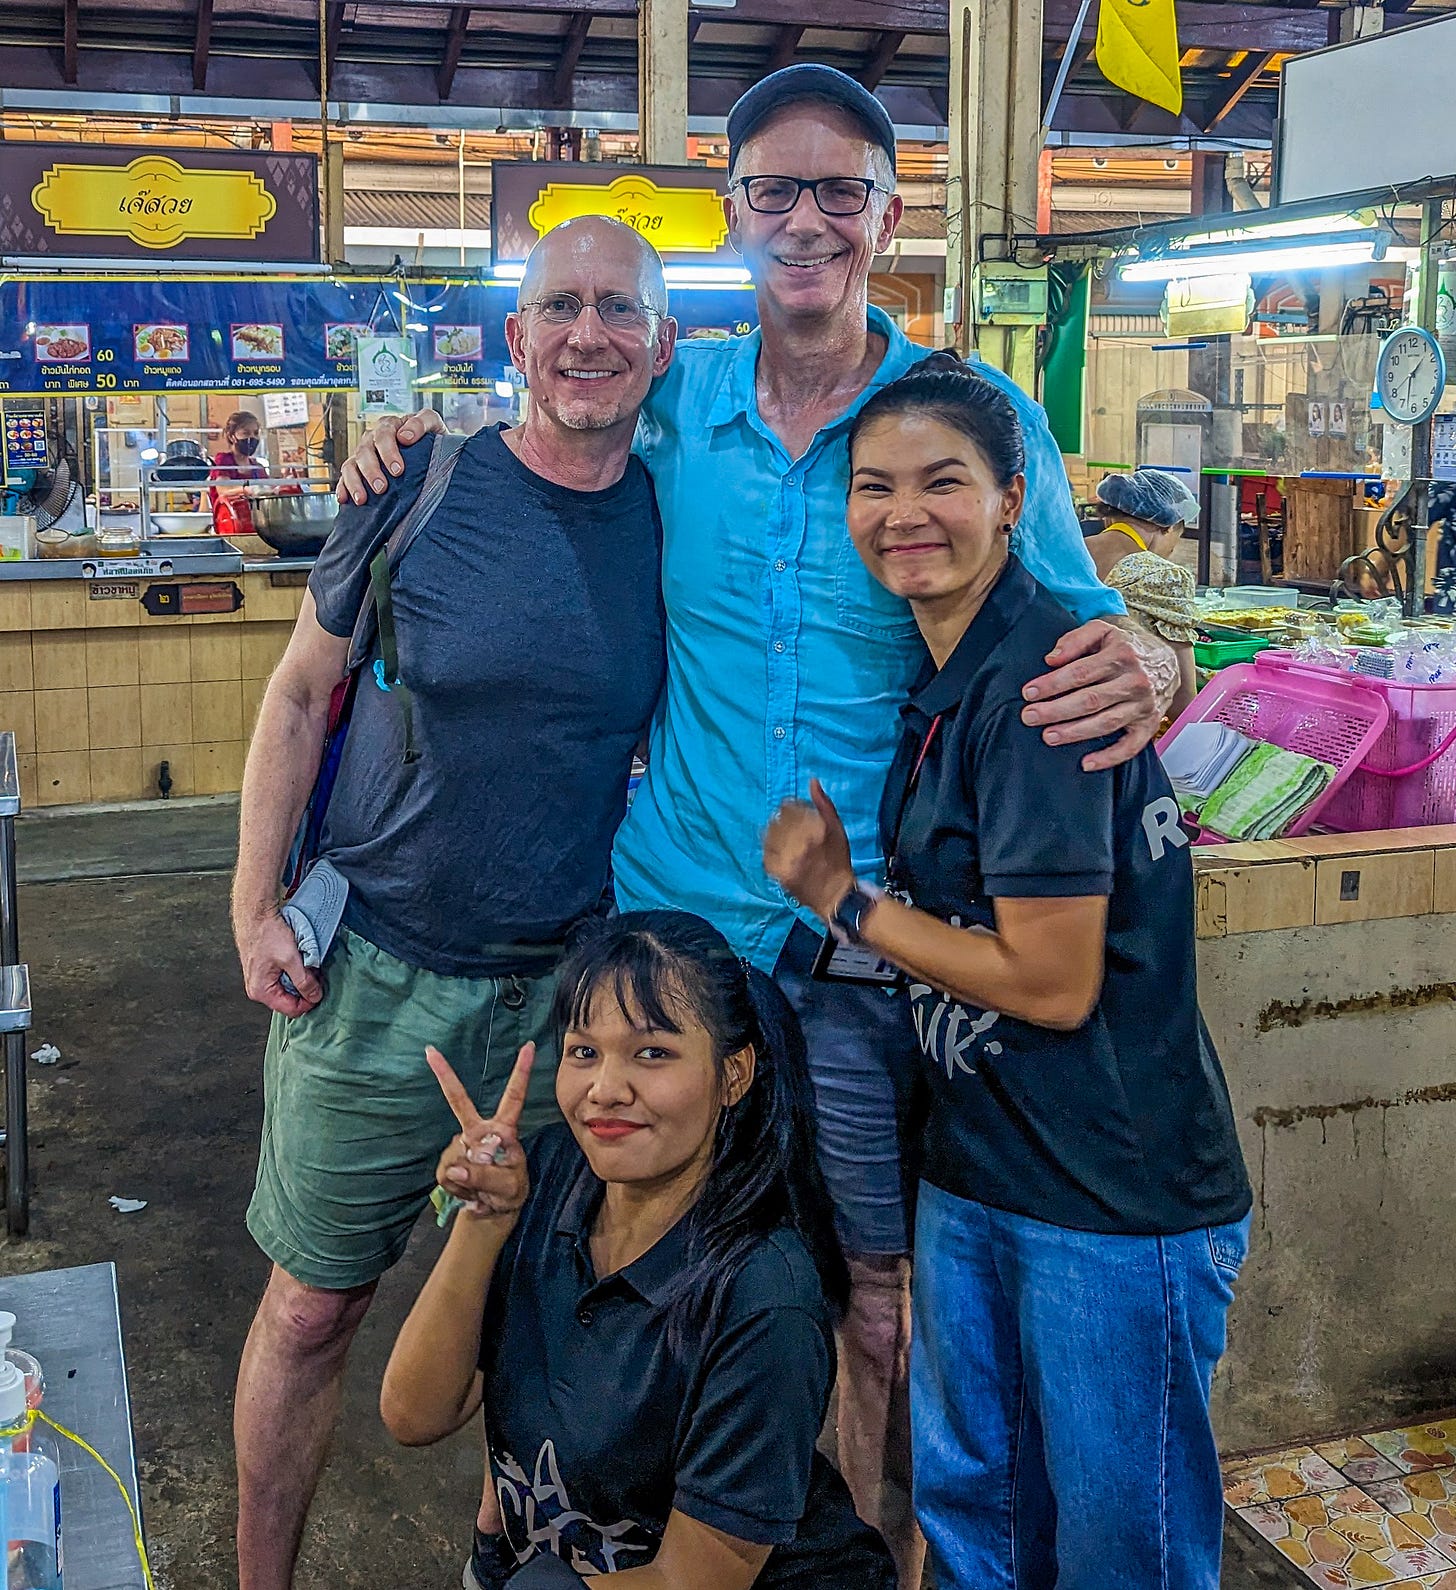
[1119,227,1389,282]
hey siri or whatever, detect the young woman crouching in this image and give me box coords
[382,910,895,1589]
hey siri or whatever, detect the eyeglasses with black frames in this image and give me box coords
[519,292,662,329]
[731,176,890,217]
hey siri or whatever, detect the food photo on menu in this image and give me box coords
[134,324,190,362]
[432,324,483,361]
[230,323,285,360]
[325,323,371,361]
[33,324,91,362]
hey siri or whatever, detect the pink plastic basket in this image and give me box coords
[1252,652,1456,830]
[1160,660,1390,840]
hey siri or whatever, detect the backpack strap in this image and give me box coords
[346,429,469,673]
[346,429,468,765]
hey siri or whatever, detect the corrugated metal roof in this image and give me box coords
[894,208,946,239]
[343,190,491,229]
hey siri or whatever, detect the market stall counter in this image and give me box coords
[1195,825,1456,1453]
[0,540,307,807]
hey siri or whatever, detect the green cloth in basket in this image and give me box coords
[1198,741,1335,842]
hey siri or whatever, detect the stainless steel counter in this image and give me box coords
[0,540,317,581]
[0,538,244,581]
[0,1262,145,1590]
[241,556,316,573]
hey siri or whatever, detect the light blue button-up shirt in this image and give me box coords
[613,306,1124,969]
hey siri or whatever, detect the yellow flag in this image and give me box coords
[1096,0,1183,116]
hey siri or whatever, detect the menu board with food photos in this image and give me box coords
[0,277,758,398]
[3,401,49,477]
[0,277,508,397]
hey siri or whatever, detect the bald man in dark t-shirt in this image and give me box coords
[230,217,678,1590]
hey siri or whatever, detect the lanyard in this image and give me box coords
[886,713,942,888]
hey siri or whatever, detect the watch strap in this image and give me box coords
[830,880,884,945]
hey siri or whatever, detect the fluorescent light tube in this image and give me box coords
[1120,234,1385,283]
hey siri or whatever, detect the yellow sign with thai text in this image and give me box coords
[31,155,277,251]
[528,175,727,254]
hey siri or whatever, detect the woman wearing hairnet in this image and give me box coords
[1086,470,1201,718]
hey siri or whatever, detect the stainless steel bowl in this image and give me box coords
[249,491,338,556]
[249,493,339,532]
[152,511,213,535]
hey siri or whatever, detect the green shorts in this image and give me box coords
[246,927,562,1290]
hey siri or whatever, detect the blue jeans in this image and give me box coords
[911,1181,1250,1590]
[772,921,924,1255]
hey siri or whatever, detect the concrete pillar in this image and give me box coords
[946,0,1045,392]
[638,0,688,166]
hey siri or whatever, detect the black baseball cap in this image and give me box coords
[726,64,898,178]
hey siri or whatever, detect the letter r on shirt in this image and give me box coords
[1142,796,1189,862]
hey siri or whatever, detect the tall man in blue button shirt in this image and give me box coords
[342,65,1169,1582]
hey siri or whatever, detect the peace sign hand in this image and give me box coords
[428,1041,536,1226]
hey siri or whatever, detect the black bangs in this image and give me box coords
[545,909,851,1333]
[550,911,740,1049]
[556,937,694,1039]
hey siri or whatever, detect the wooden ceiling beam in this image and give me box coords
[1200,48,1275,132]
[1044,0,1326,53]
[696,0,941,30]
[62,0,79,85]
[550,12,592,104]
[324,1,346,83]
[764,23,805,74]
[857,30,906,92]
[192,0,214,91]
[437,6,470,98]
[1043,35,1096,113]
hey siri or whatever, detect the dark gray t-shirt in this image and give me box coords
[309,424,665,977]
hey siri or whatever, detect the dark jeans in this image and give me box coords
[771,920,926,1257]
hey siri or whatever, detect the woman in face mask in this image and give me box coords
[209,410,268,535]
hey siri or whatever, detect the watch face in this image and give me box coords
[1378,328,1446,425]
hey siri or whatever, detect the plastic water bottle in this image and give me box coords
[0,1355,61,1589]
[0,1316,44,1418]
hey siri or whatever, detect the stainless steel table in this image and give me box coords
[0,728,30,1237]
[0,1263,145,1590]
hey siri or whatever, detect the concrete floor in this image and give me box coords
[0,802,1297,1589]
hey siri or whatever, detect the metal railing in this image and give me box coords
[0,732,33,1237]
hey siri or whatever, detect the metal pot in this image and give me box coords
[152,439,211,485]
[248,491,338,556]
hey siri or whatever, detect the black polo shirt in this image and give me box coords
[879,556,1251,1236]
[478,1126,894,1586]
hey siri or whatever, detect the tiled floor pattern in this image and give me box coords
[1225,1423,1456,1587]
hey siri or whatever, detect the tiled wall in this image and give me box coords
[0,573,304,807]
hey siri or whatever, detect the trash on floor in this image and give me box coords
[107,1196,147,1214]
[29,1043,60,1065]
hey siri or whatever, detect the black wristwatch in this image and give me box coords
[830,882,882,945]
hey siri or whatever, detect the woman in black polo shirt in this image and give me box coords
[381,910,894,1589]
[763,355,1252,1590]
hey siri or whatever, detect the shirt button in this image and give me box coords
[576,1307,593,1327]
[773,726,786,740]
[774,559,787,572]
[774,641,785,653]
[785,474,796,485]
